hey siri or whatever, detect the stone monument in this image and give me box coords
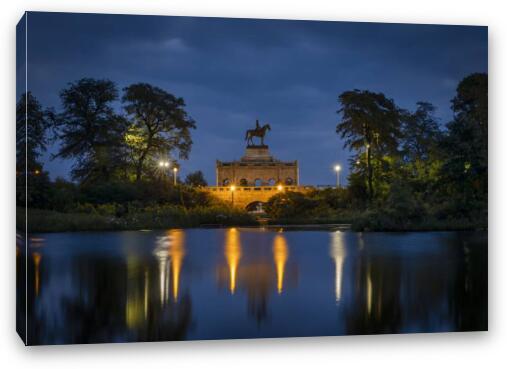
[215,120,299,187]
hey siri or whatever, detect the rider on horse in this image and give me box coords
[245,119,271,146]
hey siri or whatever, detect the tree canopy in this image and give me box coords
[440,73,488,214]
[122,83,196,181]
[16,92,51,172]
[336,90,401,199]
[16,92,53,208]
[53,78,129,183]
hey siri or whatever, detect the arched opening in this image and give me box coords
[222,178,230,186]
[285,177,294,185]
[254,178,262,187]
[239,178,248,186]
[246,201,266,213]
[267,178,276,186]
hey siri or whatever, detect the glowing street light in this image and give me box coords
[173,167,178,186]
[230,185,236,206]
[334,164,341,188]
[277,184,283,191]
[159,161,171,182]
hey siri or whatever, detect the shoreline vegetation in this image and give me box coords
[17,74,487,234]
[19,204,486,233]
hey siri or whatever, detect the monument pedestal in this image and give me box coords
[242,145,273,162]
[215,141,298,187]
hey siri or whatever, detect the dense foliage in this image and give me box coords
[265,73,488,230]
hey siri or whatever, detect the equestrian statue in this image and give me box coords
[245,119,271,146]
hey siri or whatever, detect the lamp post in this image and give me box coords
[159,161,170,180]
[334,164,341,188]
[230,185,236,206]
[173,167,178,186]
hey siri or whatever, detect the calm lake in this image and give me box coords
[17,227,487,345]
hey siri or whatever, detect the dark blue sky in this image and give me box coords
[18,12,487,185]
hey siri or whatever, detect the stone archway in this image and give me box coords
[246,201,266,213]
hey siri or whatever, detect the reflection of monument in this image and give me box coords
[217,229,296,323]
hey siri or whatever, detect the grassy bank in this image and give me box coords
[19,207,487,233]
[268,210,487,232]
[19,206,257,233]
[349,210,487,232]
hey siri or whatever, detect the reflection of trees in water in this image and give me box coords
[342,252,406,334]
[27,252,192,344]
[125,255,192,342]
[340,233,487,334]
[450,232,488,331]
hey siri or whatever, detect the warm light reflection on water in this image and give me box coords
[21,228,487,344]
[273,234,288,294]
[168,229,185,301]
[32,252,41,297]
[329,231,345,304]
[225,228,242,294]
[153,236,169,306]
[126,252,146,329]
[152,229,186,304]
[366,266,373,316]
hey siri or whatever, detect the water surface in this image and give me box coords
[17,228,487,344]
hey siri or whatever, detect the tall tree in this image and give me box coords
[400,102,443,187]
[16,92,51,172]
[16,92,52,208]
[53,78,128,183]
[122,83,196,181]
[402,102,441,163]
[441,73,488,212]
[336,90,401,200]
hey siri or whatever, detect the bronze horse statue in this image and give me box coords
[245,123,271,146]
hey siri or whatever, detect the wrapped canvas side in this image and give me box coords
[16,12,28,346]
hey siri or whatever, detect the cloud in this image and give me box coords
[160,38,190,52]
[115,37,191,55]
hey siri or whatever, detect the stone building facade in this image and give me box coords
[216,146,299,187]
